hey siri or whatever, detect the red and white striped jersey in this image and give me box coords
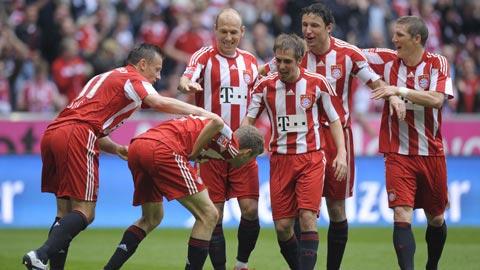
[135,115,239,160]
[183,46,258,131]
[263,37,380,127]
[363,48,454,156]
[48,65,157,136]
[247,68,342,154]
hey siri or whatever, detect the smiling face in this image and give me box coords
[302,13,332,54]
[138,53,163,83]
[275,48,301,83]
[215,11,244,57]
[392,23,421,61]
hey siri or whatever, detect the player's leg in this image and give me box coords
[24,124,98,269]
[26,200,94,269]
[298,209,319,270]
[422,156,448,270]
[325,199,348,270]
[323,127,354,270]
[274,218,299,270]
[104,202,163,270]
[386,153,417,270]
[179,190,219,270]
[48,198,72,270]
[235,198,260,270]
[270,153,303,270]
[211,202,227,270]
[230,159,260,270]
[424,213,447,270]
[296,151,325,270]
[393,206,415,270]
[199,160,228,270]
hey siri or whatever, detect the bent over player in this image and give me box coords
[103,114,264,270]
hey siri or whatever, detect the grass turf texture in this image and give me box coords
[1,227,479,269]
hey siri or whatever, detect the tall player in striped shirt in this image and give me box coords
[262,4,406,269]
[364,16,453,270]
[244,33,347,270]
[177,8,260,270]
[22,44,214,270]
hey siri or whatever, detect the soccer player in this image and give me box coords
[243,33,347,270]
[103,114,264,270]
[177,8,260,270]
[261,4,405,269]
[22,44,214,270]
[363,16,453,269]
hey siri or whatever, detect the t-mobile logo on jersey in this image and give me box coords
[277,116,291,132]
[277,115,308,133]
[220,86,247,104]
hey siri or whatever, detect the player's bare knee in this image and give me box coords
[299,210,318,231]
[201,205,219,228]
[274,220,293,239]
[142,214,162,230]
[326,199,346,221]
[427,214,445,227]
[240,203,258,220]
[393,206,413,223]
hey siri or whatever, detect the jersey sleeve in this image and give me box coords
[349,47,381,84]
[362,48,397,80]
[317,77,343,124]
[262,57,277,75]
[247,77,267,119]
[183,47,210,82]
[125,80,158,102]
[430,55,454,99]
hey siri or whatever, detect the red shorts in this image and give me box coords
[129,139,205,206]
[321,126,355,199]
[385,153,448,216]
[41,123,100,201]
[269,151,325,220]
[198,158,259,203]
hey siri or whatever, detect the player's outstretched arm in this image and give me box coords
[98,136,128,160]
[371,85,445,109]
[144,93,210,117]
[329,119,347,182]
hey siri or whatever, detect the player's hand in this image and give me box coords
[371,85,398,100]
[116,145,128,161]
[184,82,203,93]
[389,96,406,121]
[332,151,347,182]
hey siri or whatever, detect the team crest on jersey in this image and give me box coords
[331,65,343,79]
[243,70,252,84]
[300,95,314,109]
[418,74,430,89]
[388,190,396,202]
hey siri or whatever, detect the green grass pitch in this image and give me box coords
[1,227,479,269]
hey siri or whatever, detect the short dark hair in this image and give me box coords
[273,33,306,61]
[235,125,264,156]
[396,16,429,46]
[301,2,335,26]
[126,43,162,65]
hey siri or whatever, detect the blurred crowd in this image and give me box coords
[0,0,479,116]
